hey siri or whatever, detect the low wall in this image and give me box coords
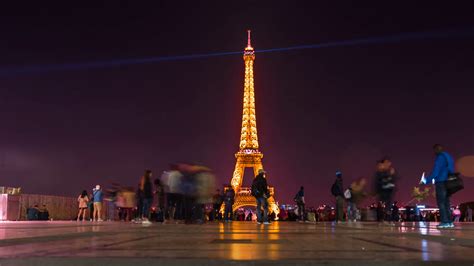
[19,194,78,220]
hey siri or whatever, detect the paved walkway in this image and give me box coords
[0,221,473,265]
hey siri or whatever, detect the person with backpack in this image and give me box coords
[424,144,456,229]
[344,187,356,222]
[212,189,224,221]
[252,169,271,225]
[223,186,235,222]
[294,186,306,222]
[331,171,344,222]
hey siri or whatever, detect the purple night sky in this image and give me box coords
[1,3,473,207]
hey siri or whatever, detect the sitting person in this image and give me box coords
[38,204,50,220]
[27,205,40,220]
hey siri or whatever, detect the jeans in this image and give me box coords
[336,196,344,222]
[379,189,394,221]
[347,201,357,221]
[184,196,195,223]
[435,182,452,224]
[142,198,152,219]
[256,197,269,223]
[297,202,305,221]
[213,204,221,220]
[224,203,233,221]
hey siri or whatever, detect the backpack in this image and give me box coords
[331,182,338,196]
[344,189,352,199]
[251,178,260,197]
[294,192,303,203]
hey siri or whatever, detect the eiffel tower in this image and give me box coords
[227,30,279,216]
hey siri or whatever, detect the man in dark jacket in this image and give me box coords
[294,186,306,222]
[223,186,235,222]
[213,189,224,221]
[331,171,344,222]
[252,169,270,225]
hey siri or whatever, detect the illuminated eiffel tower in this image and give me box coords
[228,30,279,216]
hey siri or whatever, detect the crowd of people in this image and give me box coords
[326,144,466,229]
[70,144,468,229]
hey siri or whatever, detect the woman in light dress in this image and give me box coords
[77,190,89,221]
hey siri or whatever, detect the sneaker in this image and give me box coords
[447,223,455,228]
[263,221,271,225]
[142,219,152,225]
[97,219,104,222]
[437,223,450,229]
[257,222,262,225]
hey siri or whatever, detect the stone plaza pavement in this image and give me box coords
[0,221,473,265]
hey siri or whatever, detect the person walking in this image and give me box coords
[453,207,461,223]
[424,144,455,229]
[374,158,397,222]
[92,185,103,222]
[345,187,357,222]
[331,171,344,222]
[391,201,400,222]
[77,190,89,222]
[294,186,306,222]
[163,167,184,223]
[252,169,271,225]
[138,170,154,224]
[223,186,235,222]
[212,189,224,221]
[154,177,166,223]
[467,206,473,222]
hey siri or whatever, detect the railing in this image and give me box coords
[236,187,274,196]
[0,187,21,195]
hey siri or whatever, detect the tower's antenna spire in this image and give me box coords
[247,29,252,48]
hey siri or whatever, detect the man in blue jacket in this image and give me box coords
[425,144,455,229]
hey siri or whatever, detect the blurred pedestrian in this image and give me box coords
[212,189,224,221]
[154,177,166,222]
[374,157,397,222]
[77,190,89,222]
[391,201,400,222]
[294,186,306,222]
[252,169,270,225]
[467,206,473,222]
[138,170,154,224]
[116,187,135,221]
[194,167,215,223]
[345,186,356,222]
[331,171,344,222]
[163,167,184,223]
[453,206,461,222]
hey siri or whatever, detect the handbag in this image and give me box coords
[445,173,464,196]
[440,153,464,196]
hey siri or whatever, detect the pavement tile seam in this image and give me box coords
[350,237,423,252]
